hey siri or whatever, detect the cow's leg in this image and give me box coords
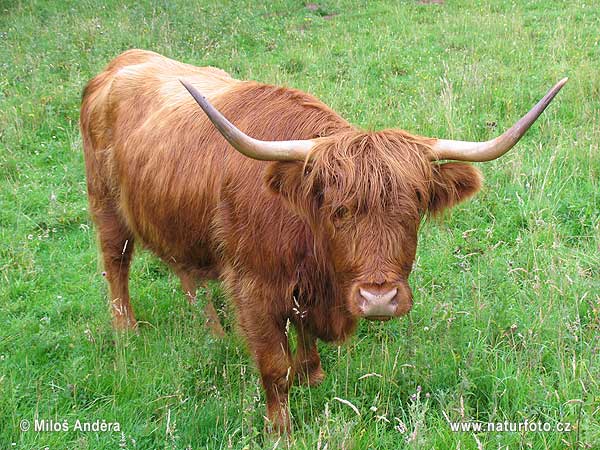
[254,324,294,433]
[179,270,199,305]
[239,305,294,432]
[94,209,136,330]
[229,272,295,433]
[294,325,325,387]
[177,270,225,338]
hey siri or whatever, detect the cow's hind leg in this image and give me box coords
[177,269,225,338]
[94,208,136,330]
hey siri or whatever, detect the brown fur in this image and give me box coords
[81,50,482,432]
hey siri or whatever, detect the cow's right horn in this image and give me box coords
[181,80,315,161]
[430,78,568,162]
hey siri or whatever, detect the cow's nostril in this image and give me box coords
[353,283,412,319]
[358,288,398,304]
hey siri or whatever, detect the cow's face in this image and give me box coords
[266,131,481,321]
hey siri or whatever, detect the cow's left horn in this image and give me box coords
[180,80,315,161]
[431,78,568,162]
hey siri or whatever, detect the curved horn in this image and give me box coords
[180,80,315,161]
[431,78,568,162]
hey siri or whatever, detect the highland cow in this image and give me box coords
[80,49,566,432]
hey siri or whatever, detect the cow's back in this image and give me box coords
[81,49,242,269]
[81,49,350,274]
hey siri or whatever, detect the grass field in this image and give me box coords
[1,0,599,448]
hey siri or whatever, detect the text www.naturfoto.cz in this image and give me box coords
[448,420,572,433]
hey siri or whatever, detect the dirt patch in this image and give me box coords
[305,3,338,19]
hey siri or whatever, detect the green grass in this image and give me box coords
[1,0,599,448]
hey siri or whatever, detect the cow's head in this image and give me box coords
[181,78,566,321]
[263,130,483,320]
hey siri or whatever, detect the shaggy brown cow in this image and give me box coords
[80,49,566,432]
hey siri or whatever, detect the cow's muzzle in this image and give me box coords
[354,282,413,320]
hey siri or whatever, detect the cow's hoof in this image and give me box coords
[112,316,138,331]
[206,319,226,338]
[203,302,226,338]
[264,420,291,436]
[297,365,325,387]
[307,366,325,386]
[264,408,292,435]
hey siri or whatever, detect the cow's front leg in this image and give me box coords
[244,313,294,433]
[294,324,325,386]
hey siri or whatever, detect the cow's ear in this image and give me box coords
[264,161,304,199]
[428,162,482,214]
[265,161,317,214]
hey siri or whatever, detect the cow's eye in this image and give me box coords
[415,190,424,209]
[333,205,351,222]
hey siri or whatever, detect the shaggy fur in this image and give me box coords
[81,50,482,432]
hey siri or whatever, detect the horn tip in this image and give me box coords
[179,78,193,94]
[179,79,208,104]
